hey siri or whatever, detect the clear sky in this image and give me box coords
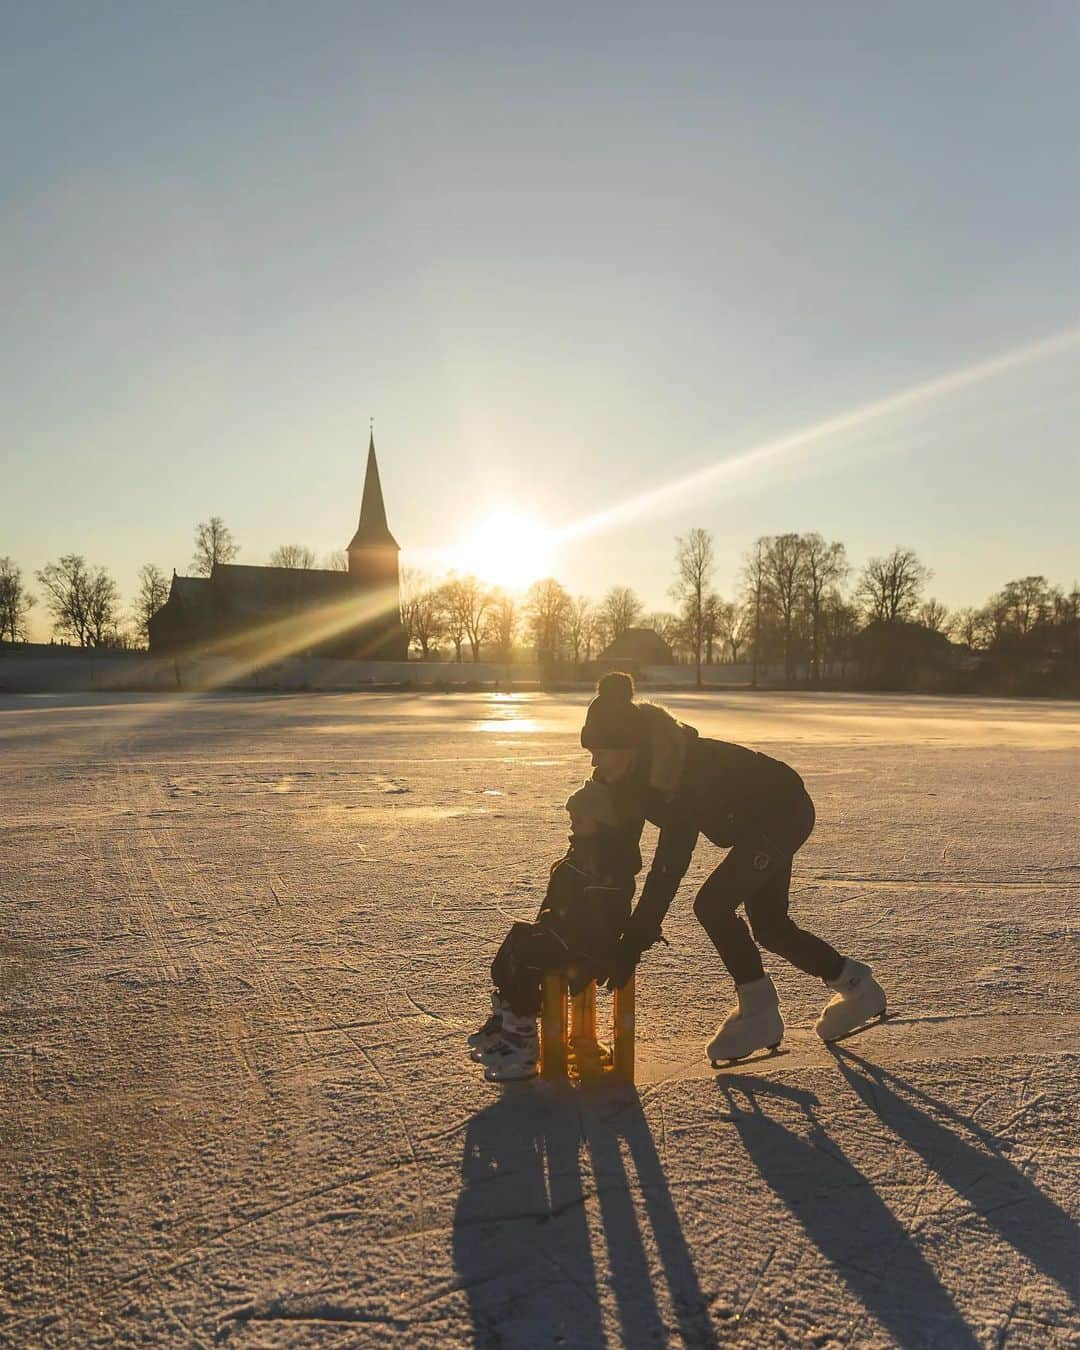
[3,2,1078,640]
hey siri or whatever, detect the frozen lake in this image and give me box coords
[1,690,1078,1346]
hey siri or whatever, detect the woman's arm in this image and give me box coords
[632,816,699,937]
[606,816,698,988]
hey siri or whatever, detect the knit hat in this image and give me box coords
[580,672,644,751]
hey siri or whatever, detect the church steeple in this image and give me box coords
[348,429,399,553]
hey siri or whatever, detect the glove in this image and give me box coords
[604,920,667,991]
[604,938,641,991]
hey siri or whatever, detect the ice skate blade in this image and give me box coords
[820,1007,889,1045]
[710,1043,787,1070]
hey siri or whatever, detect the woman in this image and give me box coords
[580,672,886,1060]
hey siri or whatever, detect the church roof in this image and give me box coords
[348,432,399,552]
[170,574,213,607]
[210,564,359,616]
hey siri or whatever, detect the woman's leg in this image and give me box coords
[745,865,843,980]
[693,856,766,984]
[745,793,843,980]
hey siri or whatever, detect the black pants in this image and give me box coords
[490,859,632,1016]
[692,790,843,986]
[491,922,555,1017]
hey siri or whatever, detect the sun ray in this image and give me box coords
[556,323,1080,544]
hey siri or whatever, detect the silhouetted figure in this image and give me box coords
[467,776,643,1081]
[580,672,886,1060]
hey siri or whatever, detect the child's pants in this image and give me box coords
[691,790,844,985]
[490,922,567,1017]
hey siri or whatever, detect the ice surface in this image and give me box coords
[1,690,1077,1346]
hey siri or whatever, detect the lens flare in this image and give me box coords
[450,508,554,591]
[555,323,1080,543]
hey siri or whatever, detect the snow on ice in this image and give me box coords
[0,690,1077,1346]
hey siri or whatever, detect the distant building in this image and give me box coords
[598,627,675,666]
[148,434,408,660]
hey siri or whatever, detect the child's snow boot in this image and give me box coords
[814,959,886,1041]
[706,975,784,1064]
[468,992,509,1060]
[481,1012,539,1082]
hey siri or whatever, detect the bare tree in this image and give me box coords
[409,585,446,659]
[399,567,425,650]
[192,517,239,577]
[269,544,316,569]
[525,578,573,669]
[822,595,860,680]
[0,558,34,643]
[36,556,121,647]
[132,563,169,645]
[764,532,809,685]
[917,598,951,635]
[461,576,492,661]
[582,607,605,661]
[36,555,92,645]
[741,538,769,689]
[856,547,930,624]
[439,577,469,661]
[599,586,644,647]
[801,534,847,686]
[992,576,1055,637]
[440,575,490,661]
[718,600,751,664]
[566,596,594,666]
[323,548,349,571]
[85,568,122,646]
[487,590,519,663]
[951,607,988,649]
[671,528,715,688]
[701,594,726,665]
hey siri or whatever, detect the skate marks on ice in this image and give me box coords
[450,1052,1079,1349]
[711,1074,982,1348]
[636,1010,1080,1087]
[830,1049,1080,1304]
[709,1061,1078,1348]
[452,1086,719,1349]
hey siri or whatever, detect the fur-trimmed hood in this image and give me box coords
[637,702,697,795]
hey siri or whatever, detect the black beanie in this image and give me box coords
[580,672,643,750]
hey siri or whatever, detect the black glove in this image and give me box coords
[604,918,667,991]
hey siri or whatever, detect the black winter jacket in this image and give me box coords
[630,722,806,938]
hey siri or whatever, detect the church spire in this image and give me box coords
[348,428,399,553]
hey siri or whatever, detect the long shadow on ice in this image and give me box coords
[718,1074,981,1347]
[452,1086,716,1348]
[833,1047,1079,1301]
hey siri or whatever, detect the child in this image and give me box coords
[468,776,643,1082]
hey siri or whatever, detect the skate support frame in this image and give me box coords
[540,974,635,1084]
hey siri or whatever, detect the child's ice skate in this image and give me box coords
[707,975,784,1064]
[467,992,509,1060]
[480,1012,539,1082]
[815,959,886,1041]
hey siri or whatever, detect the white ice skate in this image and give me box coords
[707,975,785,1065]
[467,992,509,1060]
[814,959,886,1041]
[481,1013,539,1082]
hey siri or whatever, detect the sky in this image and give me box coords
[3,2,1079,640]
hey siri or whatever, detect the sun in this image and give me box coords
[452,507,554,592]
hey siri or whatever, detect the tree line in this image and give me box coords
[0,517,347,649]
[399,530,1078,696]
[2,517,1076,694]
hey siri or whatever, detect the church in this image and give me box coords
[148,434,409,661]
